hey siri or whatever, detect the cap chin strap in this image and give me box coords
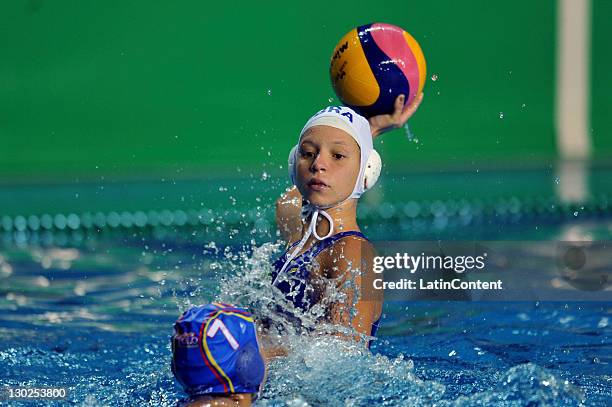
[272,198,348,284]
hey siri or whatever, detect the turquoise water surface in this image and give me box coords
[1,171,611,406]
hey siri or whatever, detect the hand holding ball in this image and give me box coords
[330,23,426,119]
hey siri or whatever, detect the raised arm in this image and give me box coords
[369,92,424,138]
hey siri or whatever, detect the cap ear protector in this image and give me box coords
[287,145,381,192]
[364,149,381,189]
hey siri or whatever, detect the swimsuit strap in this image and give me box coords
[276,239,302,265]
[278,231,368,265]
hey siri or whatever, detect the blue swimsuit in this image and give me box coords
[271,230,381,339]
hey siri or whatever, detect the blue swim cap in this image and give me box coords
[171,303,265,396]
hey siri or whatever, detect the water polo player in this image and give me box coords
[171,303,266,407]
[272,94,423,346]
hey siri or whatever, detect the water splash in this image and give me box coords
[215,242,363,339]
[404,123,416,142]
[259,338,443,406]
[449,363,584,406]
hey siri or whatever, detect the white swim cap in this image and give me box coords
[288,106,382,203]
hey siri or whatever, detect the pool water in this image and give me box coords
[0,213,610,406]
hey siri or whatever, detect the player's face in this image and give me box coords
[295,126,360,207]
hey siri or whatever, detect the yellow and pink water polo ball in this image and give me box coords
[330,23,426,118]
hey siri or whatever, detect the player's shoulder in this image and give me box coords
[332,231,374,253]
[319,231,375,277]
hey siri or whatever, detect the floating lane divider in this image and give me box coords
[0,194,610,240]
